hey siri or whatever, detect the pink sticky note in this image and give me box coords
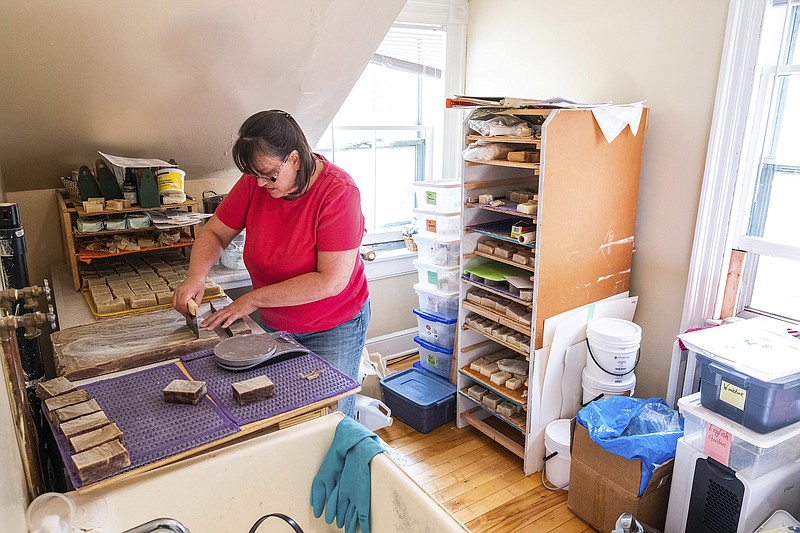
[704,424,732,466]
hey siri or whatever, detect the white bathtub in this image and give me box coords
[66,413,467,532]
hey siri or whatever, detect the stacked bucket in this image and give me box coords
[582,318,641,403]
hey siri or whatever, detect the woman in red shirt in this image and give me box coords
[174,110,370,416]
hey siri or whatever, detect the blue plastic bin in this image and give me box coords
[413,335,453,379]
[380,368,456,433]
[413,308,457,349]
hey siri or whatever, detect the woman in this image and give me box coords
[173,109,370,417]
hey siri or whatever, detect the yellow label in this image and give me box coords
[719,380,746,410]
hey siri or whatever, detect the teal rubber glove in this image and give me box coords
[311,418,377,518]
[332,437,384,533]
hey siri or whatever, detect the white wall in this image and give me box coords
[0,350,30,531]
[465,0,730,398]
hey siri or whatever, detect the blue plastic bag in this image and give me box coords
[576,396,683,496]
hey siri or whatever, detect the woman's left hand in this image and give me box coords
[201,294,258,330]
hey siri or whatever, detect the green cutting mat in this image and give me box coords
[463,262,530,281]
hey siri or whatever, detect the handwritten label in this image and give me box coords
[704,424,732,466]
[425,191,437,206]
[426,219,437,233]
[719,380,747,410]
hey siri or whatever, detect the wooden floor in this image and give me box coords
[374,356,597,533]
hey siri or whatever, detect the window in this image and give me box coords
[315,1,467,245]
[681,0,800,329]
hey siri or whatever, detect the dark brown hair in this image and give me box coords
[232,110,317,197]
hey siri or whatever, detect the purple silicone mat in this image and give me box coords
[46,363,239,488]
[181,349,359,426]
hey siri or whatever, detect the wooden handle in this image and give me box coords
[187,299,199,317]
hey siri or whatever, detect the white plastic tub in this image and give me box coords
[414,336,454,379]
[412,180,461,213]
[413,234,460,267]
[413,259,461,293]
[544,419,571,489]
[413,209,461,239]
[413,308,457,349]
[413,283,460,320]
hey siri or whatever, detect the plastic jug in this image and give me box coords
[354,394,393,431]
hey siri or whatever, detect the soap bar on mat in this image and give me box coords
[36,377,76,400]
[53,399,102,423]
[72,440,131,484]
[70,423,123,453]
[44,389,89,412]
[232,376,275,405]
[163,379,207,405]
[60,411,110,439]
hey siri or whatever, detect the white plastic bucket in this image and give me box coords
[354,394,393,431]
[585,318,641,383]
[543,418,572,489]
[581,367,636,404]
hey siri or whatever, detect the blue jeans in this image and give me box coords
[263,299,370,418]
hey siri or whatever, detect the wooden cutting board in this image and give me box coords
[51,297,263,380]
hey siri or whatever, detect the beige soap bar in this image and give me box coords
[232,375,275,405]
[72,439,131,484]
[70,423,123,453]
[36,377,76,400]
[53,399,102,423]
[44,390,89,412]
[163,379,207,405]
[60,411,110,439]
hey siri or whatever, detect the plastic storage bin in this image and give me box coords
[413,283,459,320]
[380,368,456,433]
[413,335,454,379]
[413,259,461,293]
[413,234,460,267]
[697,353,800,433]
[413,308,457,349]
[413,208,461,239]
[679,393,800,479]
[412,180,461,213]
[412,361,450,381]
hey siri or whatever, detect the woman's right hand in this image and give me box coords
[172,276,207,317]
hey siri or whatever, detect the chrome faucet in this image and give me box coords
[122,518,190,533]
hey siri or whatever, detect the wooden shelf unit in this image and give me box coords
[56,189,200,291]
[454,107,647,475]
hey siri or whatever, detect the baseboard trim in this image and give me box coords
[366,327,418,361]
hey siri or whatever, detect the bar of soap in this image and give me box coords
[163,379,207,405]
[232,376,275,405]
[490,371,512,386]
[60,411,110,439]
[72,440,131,484]
[467,384,488,401]
[70,423,123,453]
[505,377,523,391]
[36,377,76,400]
[44,389,89,412]
[482,393,502,410]
[516,201,537,214]
[480,362,499,377]
[54,399,102,423]
[497,401,517,417]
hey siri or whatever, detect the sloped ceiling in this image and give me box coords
[0,0,406,192]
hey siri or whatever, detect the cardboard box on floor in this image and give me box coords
[568,422,674,533]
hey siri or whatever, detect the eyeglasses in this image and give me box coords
[255,154,289,183]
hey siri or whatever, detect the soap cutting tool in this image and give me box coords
[185,299,200,338]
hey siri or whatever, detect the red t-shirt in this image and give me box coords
[214,155,368,332]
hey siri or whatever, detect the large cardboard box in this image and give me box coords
[568,423,674,533]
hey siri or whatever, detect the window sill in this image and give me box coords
[364,247,417,281]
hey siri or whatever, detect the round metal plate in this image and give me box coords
[214,334,277,364]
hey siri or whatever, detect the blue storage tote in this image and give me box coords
[412,361,451,382]
[413,335,453,379]
[413,308,457,349]
[697,352,800,433]
[380,368,456,433]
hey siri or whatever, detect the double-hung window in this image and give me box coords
[315,1,467,246]
[682,0,800,328]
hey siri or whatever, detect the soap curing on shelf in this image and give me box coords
[453,105,647,475]
[56,189,200,291]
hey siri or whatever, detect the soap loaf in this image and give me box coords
[232,375,275,405]
[163,379,207,405]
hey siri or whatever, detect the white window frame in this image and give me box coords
[680,0,800,330]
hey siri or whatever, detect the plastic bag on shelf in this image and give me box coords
[576,396,683,496]
[469,115,535,137]
[463,142,515,162]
